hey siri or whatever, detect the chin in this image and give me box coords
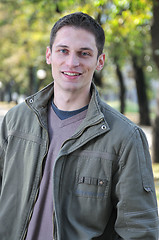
[62,82,82,92]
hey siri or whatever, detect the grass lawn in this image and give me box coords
[0,101,15,109]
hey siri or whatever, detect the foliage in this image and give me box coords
[0,0,158,98]
[0,0,60,94]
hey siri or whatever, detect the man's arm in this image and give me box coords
[113,127,159,239]
[0,116,8,194]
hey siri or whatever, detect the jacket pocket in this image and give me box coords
[73,150,114,199]
[75,175,108,199]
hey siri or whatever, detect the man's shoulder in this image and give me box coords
[7,101,29,116]
[98,100,146,156]
[99,99,138,134]
[4,101,33,126]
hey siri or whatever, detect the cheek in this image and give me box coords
[51,59,61,72]
[51,65,58,79]
[51,55,63,65]
[87,63,98,73]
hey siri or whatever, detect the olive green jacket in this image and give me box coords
[0,82,158,240]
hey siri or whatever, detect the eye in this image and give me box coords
[81,51,91,57]
[82,52,89,56]
[59,49,68,54]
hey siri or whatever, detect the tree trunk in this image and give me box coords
[132,56,151,126]
[151,0,159,69]
[152,98,159,163]
[115,62,126,114]
[151,0,159,162]
[28,66,38,95]
[0,89,4,101]
[5,81,13,102]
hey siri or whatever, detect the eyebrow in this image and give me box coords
[55,44,94,52]
[80,47,94,52]
[55,44,68,48]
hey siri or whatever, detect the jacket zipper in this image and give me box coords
[22,138,49,240]
[61,117,104,148]
[53,117,104,240]
[21,106,49,240]
[22,189,40,240]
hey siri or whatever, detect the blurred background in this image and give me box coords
[0,0,159,201]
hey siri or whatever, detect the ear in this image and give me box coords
[46,46,52,64]
[96,53,105,71]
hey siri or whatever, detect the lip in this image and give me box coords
[61,71,82,79]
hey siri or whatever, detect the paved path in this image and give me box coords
[141,126,153,150]
[0,107,9,125]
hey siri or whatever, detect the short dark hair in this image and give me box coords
[50,12,105,57]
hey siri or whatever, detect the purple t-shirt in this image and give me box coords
[26,104,87,240]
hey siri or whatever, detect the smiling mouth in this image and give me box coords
[62,72,81,76]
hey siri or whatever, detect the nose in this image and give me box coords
[66,53,79,67]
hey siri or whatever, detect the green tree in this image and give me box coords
[101,0,152,125]
[0,0,157,127]
[0,0,60,97]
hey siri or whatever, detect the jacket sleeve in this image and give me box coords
[113,127,159,239]
[0,115,8,195]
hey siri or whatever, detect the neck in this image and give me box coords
[53,86,91,111]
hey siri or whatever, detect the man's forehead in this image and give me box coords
[53,26,97,50]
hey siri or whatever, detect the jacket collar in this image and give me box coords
[25,82,54,129]
[25,81,110,133]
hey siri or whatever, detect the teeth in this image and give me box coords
[63,72,80,76]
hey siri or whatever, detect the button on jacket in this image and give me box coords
[0,82,158,240]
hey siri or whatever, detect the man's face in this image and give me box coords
[46,26,105,95]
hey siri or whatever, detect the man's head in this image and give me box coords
[50,12,105,57]
[46,12,105,102]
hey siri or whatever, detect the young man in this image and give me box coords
[0,12,158,240]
